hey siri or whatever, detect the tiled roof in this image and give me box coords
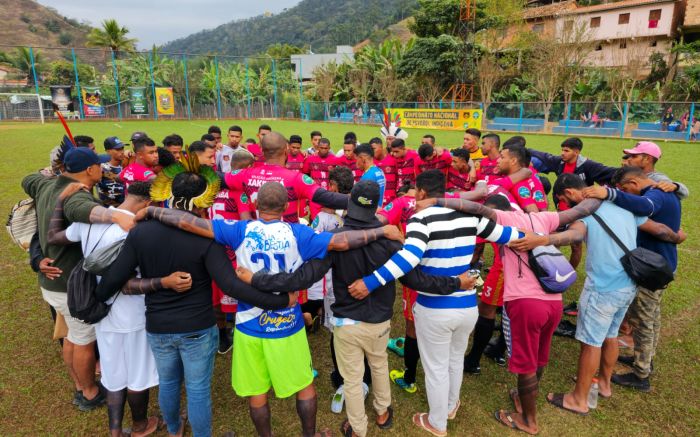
[523,1,577,19]
[523,0,677,20]
[561,0,678,16]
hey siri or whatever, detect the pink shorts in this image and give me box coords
[503,298,562,374]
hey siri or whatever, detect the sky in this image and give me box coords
[37,0,302,49]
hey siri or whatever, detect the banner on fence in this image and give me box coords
[50,85,74,116]
[155,87,175,115]
[128,86,149,115]
[81,86,104,117]
[392,108,482,131]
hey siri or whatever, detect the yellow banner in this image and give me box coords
[393,108,482,131]
[155,87,175,115]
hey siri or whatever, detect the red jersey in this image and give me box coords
[378,195,415,233]
[119,162,155,189]
[395,149,419,188]
[246,143,265,168]
[303,154,335,189]
[208,189,252,221]
[224,164,321,223]
[491,174,548,211]
[333,155,362,182]
[286,153,305,172]
[478,156,499,184]
[376,154,397,204]
[557,162,576,211]
[415,149,452,176]
[447,167,472,192]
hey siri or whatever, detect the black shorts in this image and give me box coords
[301,299,324,316]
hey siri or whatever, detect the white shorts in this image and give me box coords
[95,327,159,392]
[42,287,96,346]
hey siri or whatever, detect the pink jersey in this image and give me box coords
[224,164,321,223]
[376,154,397,204]
[447,167,471,192]
[286,153,305,172]
[485,184,522,212]
[492,174,548,211]
[119,162,155,189]
[395,149,419,188]
[303,154,336,189]
[378,195,415,234]
[208,189,253,221]
[333,154,362,182]
[415,149,452,176]
[478,156,500,183]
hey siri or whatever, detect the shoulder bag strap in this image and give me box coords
[590,213,631,256]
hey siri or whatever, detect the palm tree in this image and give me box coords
[86,19,138,58]
[12,47,41,85]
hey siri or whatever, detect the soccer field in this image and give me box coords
[0,119,698,436]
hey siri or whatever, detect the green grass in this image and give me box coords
[0,119,698,436]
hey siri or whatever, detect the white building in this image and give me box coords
[290,46,354,81]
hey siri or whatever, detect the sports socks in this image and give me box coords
[403,336,420,384]
[465,316,495,367]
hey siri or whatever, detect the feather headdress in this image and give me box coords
[151,145,220,210]
[380,108,408,140]
[49,135,76,175]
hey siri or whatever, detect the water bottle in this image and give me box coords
[587,378,599,409]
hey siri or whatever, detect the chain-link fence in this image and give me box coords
[1,46,698,142]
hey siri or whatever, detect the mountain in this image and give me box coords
[161,0,417,56]
[0,0,97,62]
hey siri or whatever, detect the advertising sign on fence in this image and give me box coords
[81,86,104,117]
[392,108,482,131]
[155,87,175,115]
[50,85,74,116]
[128,86,149,115]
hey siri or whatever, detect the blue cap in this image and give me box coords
[104,136,126,150]
[64,148,101,173]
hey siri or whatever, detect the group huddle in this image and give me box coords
[19,118,686,437]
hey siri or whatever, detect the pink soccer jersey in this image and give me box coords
[415,149,452,176]
[395,149,419,189]
[447,166,472,192]
[286,153,305,172]
[119,162,155,189]
[333,154,362,182]
[208,189,253,221]
[224,164,320,223]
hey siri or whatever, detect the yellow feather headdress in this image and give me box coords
[150,145,220,210]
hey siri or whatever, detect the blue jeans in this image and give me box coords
[147,325,218,437]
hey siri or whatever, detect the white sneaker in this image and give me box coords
[331,385,344,414]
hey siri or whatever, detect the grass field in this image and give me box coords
[0,119,698,437]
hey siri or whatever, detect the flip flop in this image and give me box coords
[387,337,405,357]
[340,419,354,437]
[447,399,460,420]
[493,410,537,435]
[376,406,393,429]
[412,413,447,437]
[546,393,589,416]
[509,388,523,414]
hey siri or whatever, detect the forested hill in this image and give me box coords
[161,0,417,56]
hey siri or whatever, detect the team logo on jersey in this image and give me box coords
[302,174,314,185]
[384,202,394,211]
[518,186,531,199]
[533,190,544,202]
[311,216,319,228]
[240,193,249,203]
[232,169,242,175]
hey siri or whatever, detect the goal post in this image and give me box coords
[0,93,45,124]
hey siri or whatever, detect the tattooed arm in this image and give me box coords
[638,220,686,244]
[47,183,85,245]
[327,225,403,251]
[138,206,214,239]
[509,221,587,251]
[557,198,602,226]
[120,273,193,295]
[88,205,135,231]
[414,196,498,221]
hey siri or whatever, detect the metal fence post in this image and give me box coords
[214,56,222,120]
[620,102,628,138]
[245,58,252,119]
[686,102,695,142]
[110,50,122,120]
[272,59,278,118]
[439,99,443,109]
[29,47,40,95]
[564,100,571,136]
[149,51,157,120]
[183,54,192,120]
[297,59,304,120]
[71,49,84,119]
[518,102,524,133]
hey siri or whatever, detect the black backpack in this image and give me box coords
[67,225,115,324]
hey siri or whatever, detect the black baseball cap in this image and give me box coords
[64,148,101,173]
[347,180,380,223]
[131,131,148,142]
[104,136,126,150]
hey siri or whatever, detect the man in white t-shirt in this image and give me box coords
[47,181,190,437]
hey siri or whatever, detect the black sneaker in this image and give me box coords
[218,329,233,355]
[463,360,481,375]
[72,390,83,406]
[554,320,577,339]
[611,372,651,392]
[78,388,106,411]
[617,356,654,374]
[484,346,506,367]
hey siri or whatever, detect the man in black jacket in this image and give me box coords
[236,180,476,437]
